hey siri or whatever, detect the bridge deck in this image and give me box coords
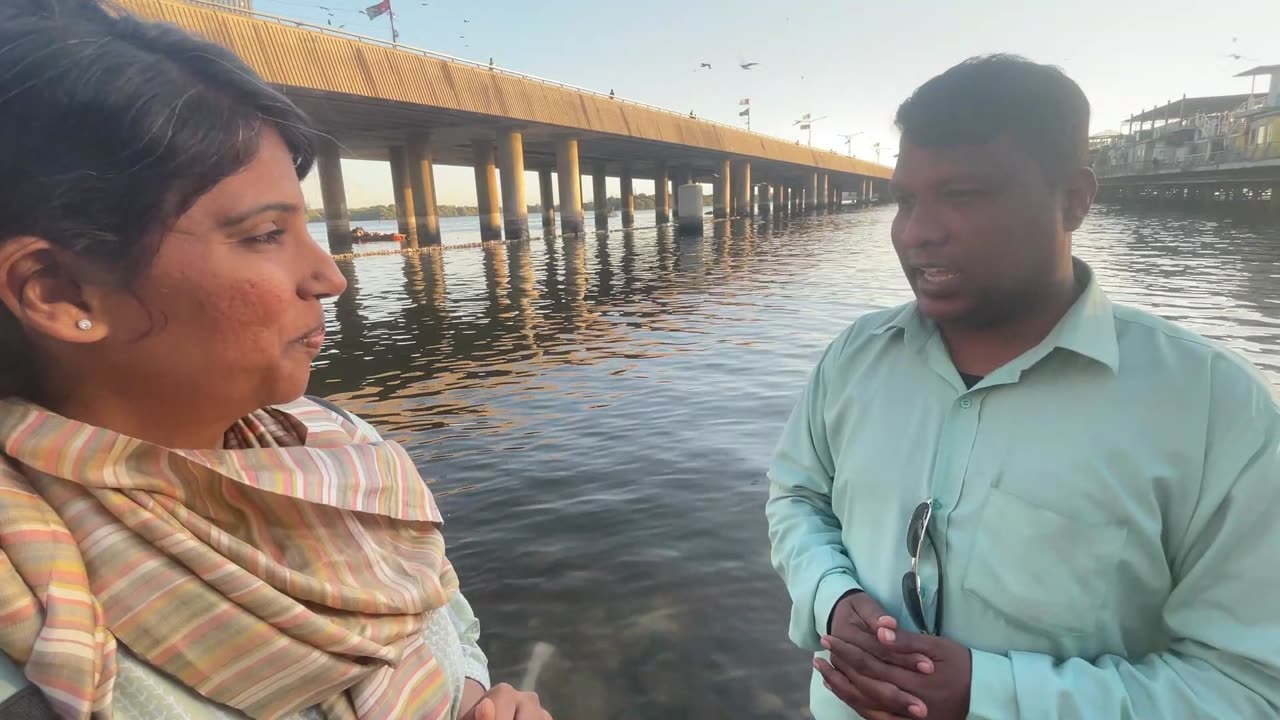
[121,0,892,182]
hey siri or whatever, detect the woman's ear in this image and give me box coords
[0,237,110,344]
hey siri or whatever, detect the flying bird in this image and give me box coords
[699,62,712,70]
[1226,53,1257,61]
[740,62,759,70]
[463,19,470,23]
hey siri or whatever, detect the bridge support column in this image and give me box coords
[497,130,529,240]
[863,178,871,204]
[556,138,584,235]
[620,167,635,228]
[388,145,418,249]
[654,164,670,224]
[407,135,441,246]
[714,159,731,219]
[593,165,609,231]
[538,169,556,235]
[316,137,351,255]
[816,173,828,210]
[807,173,818,212]
[472,141,502,241]
[1272,184,1279,215]
[733,160,752,217]
[759,183,772,216]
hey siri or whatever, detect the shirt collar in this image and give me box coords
[872,258,1120,374]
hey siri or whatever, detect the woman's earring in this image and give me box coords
[76,318,93,331]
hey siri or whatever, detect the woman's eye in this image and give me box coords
[244,229,285,246]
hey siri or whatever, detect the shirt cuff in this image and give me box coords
[813,572,862,637]
[967,649,1018,719]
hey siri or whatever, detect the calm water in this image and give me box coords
[307,206,1280,719]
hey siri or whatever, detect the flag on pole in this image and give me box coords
[364,0,390,19]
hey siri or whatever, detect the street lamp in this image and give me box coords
[839,131,864,157]
[793,113,828,146]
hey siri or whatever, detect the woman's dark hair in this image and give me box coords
[0,0,318,399]
[895,54,1091,184]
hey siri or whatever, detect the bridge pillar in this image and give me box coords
[816,173,828,210]
[316,137,352,255]
[863,178,872,204]
[556,138,584,235]
[654,164,671,224]
[472,141,502,241]
[1271,184,1279,215]
[715,159,731,219]
[407,135,441,246]
[620,167,636,228]
[807,173,818,212]
[538,169,556,235]
[593,165,609,231]
[388,145,417,248]
[733,160,752,217]
[759,183,772,216]
[497,130,529,240]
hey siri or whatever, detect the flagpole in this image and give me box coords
[388,6,398,46]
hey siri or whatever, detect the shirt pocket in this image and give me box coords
[961,487,1127,637]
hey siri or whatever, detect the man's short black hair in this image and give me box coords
[895,54,1091,182]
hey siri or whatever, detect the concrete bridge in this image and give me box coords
[120,0,894,253]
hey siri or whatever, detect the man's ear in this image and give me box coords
[1063,167,1098,233]
[0,237,110,344]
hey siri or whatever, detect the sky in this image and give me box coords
[270,0,1280,208]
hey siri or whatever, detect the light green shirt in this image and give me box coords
[766,260,1280,719]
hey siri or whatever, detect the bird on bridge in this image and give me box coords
[699,62,712,70]
[740,61,760,70]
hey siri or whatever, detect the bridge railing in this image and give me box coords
[1093,140,1280,178]
[177,0,857,162]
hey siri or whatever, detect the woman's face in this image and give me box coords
[86,128,347,415]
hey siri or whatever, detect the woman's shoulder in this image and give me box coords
[274,396,385,444]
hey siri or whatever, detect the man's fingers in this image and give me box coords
[849,594,898,631]
[878,627,938,656]
[824,637,927,718]
[843,628,935,674]
[815,658,877,709]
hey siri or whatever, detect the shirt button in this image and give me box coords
[959,397,973,409]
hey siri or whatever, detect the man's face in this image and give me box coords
[890,135,1069,327]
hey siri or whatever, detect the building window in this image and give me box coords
[1253,125,1271,146]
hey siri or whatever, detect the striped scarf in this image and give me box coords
[0,398,459,720]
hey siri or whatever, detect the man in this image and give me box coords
[766,54,1280,720]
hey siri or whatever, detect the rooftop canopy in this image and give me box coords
[1235,65,1280,77]
[1128,94,1253,123]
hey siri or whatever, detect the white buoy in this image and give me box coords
[676,183,703,234]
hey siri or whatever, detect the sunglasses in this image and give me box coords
[901,498,943,636]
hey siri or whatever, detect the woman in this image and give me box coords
[0,1,551,718]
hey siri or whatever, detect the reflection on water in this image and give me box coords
[309,206,1280,719]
